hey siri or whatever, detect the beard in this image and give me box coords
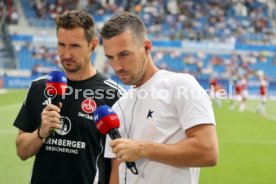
[117,70,143,85]
[63,65,81,73]
[61,59,81,73]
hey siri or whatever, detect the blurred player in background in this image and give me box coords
[229,79,242,111]
[210,76,222,108]
[230,74,248,112]
[257,72,268,115]
[239,74,248,112]
[229,77,245,112]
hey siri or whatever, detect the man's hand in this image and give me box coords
[40,103,62,138]
[110,138,143,162]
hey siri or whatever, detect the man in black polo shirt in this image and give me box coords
[13,10,124,184]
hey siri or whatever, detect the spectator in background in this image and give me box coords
[273,8,276,20]
[10,7,19,24]
[0,2,3,20]
[233,0,248,16]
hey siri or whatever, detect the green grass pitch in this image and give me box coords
[1,89,276,184]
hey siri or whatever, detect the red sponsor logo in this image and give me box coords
[81,99,97,113]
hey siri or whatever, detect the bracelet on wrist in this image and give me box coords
[37,127,46,143]
[140,142,145,158]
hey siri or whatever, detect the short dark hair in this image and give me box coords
[100,12,147,45]
[56,10,96,43]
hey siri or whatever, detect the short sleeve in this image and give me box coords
[172,74,216,131]
[104,135,115,158]
[13,81,43,132]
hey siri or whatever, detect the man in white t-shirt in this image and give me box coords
[100,12,218,184]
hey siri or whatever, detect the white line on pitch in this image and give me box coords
[220,138,276,145]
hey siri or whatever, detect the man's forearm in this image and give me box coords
[142,138,217,167]
[109,159,120,184]
[110,125,218,167]
[16,130,44,160]
[142,125,218,167]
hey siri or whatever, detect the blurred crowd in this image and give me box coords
[15,0,276,44]
[13,41,60,76]
[29,0,78,19]
[102,48,276,82]
[3,0,276,82]
[1,0,275,44]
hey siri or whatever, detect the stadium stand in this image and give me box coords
[0,0,276,96]
[0,1,17,70]
[18,0,276,44]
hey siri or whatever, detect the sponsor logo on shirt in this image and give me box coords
[55,116,71,136]
[78,112,93,120]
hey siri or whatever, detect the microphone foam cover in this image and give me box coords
[46,71,67,95]
[93,105,120,135]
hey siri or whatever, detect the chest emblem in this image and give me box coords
[81,99,97,113]
[147,109,154,119]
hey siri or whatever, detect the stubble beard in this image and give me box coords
[62,62,82,73]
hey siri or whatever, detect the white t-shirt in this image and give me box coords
[105,70,216,184]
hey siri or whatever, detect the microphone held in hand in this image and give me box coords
[93,105,139,175]
[46,71,68,106]
[45,71,68,136]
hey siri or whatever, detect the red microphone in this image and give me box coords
[45,71,67,106]
[94,105,139,175]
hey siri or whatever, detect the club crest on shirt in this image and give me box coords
[81,98,97,113]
